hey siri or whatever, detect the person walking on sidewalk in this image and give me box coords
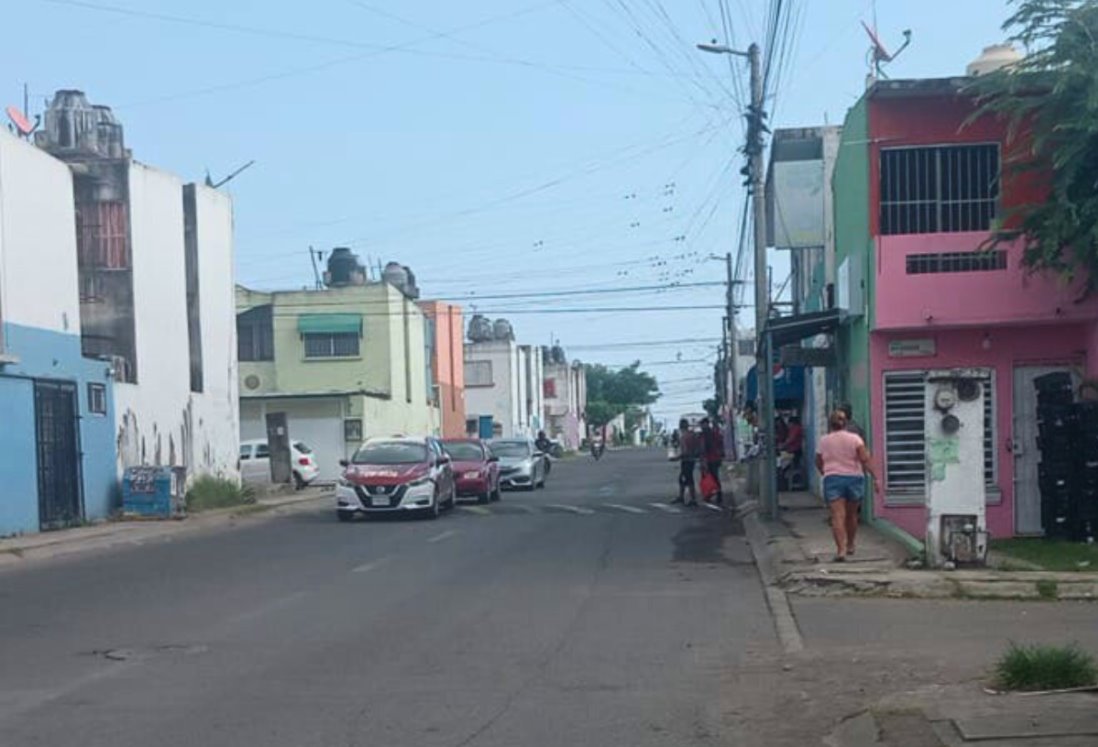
[699,417,725,505]
[671,418,700,506]
[815,410,880,562]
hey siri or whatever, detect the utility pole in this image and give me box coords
[746,43,776,520]
[697,39,772,517]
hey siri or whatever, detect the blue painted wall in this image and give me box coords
[0,322,117,535]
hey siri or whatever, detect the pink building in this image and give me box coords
[833,76,1098,540]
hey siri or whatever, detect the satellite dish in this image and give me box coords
[5,105,36,137]
[861,22,912,79]
[861,20,892,62]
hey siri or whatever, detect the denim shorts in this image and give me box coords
[823,474,865,503]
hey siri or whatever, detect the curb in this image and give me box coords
[0,492,330,570]
[731,478,805,655]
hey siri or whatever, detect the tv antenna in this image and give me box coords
[204,159,256,189]
[862,21,911,80]
[6,84,40,139]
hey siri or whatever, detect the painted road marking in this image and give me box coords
[426,530,458,543]
[352,558,390,574]
[547,504,596,515]
[604,503,646,514]
[649,502,682,514]
[702,502,724,512]
[459,506,492,516]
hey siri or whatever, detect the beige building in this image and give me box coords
[236,252,433,480]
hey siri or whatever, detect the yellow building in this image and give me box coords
[236,259,434,481]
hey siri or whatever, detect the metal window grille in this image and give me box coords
[905,250,1007,274]
[883,371,996,499]
[303,332,359,358]
[880,144,999,235]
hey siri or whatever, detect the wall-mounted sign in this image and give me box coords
[888,338,936,358]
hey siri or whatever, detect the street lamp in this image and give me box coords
[696,41,748,57]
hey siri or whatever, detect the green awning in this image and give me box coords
[297,313,362,335]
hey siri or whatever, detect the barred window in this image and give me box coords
[303,332,359,358]
[883,370,995,502]
[880,145,999,235]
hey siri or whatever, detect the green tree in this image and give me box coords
[584,362,660,426]
[972,0,1098,293]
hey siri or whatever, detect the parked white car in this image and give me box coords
[240,439,319,489]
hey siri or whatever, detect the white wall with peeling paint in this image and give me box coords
[114,162,239,481]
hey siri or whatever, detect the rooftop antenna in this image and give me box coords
[862,20,912,81]
[204,159,256,189]
[308,245,324,290]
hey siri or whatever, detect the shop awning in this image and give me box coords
[296,313,362,335]
[766,308,842,349]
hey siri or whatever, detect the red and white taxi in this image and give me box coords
[336,436,456,521]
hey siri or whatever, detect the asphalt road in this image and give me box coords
[0,448,777,746]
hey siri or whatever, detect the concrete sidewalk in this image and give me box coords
[827,683,1098,746]
[0,485,330,569]
[747,491,1098,601]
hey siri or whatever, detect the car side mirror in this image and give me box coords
[339,459,349,468]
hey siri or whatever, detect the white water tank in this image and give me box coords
[967,43,1022,76]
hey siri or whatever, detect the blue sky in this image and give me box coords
[4,0,1011,422]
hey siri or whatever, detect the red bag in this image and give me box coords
[700,471,719,500]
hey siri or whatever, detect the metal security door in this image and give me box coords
[34,380,83,530]
[1013,365,1074,535]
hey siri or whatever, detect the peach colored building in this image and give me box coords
[418,301,466,439]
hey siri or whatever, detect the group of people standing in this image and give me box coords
[669,417,726,506]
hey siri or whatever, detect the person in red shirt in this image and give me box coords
[700,417,725,505]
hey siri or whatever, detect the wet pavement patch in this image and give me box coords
[672,513,746,564]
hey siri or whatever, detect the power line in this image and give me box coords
[267,303,725,318]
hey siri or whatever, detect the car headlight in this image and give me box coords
[407,477,433,489]
[338,477,354,488]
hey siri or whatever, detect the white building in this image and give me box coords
[542,347,587,451]
[464,328,544,439]
[36,90,239,483]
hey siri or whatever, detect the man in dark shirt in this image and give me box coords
[839,404,866,441]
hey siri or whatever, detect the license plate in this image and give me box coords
[370,496,390,507]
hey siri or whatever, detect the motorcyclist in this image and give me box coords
[535,430,553,474]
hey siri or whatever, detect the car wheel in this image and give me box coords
[293,472,306,491]
[337,511,354,523]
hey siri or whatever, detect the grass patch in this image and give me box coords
[185,476,255,512]
[1035,579,1059,600]
[990,538,1098,572]
[994,643,1098,692]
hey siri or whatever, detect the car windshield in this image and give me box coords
[444,442,484,461]
[352,442,426,465]
[490,441,531,458]
[293,441,312,454]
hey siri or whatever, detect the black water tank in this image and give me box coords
[327,247,359,286]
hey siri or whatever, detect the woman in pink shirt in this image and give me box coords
[815,410,881,562]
